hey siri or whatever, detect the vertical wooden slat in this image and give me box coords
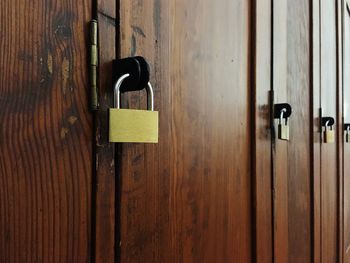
[312,0,322,261]
[118,0,254,262]
[93,0,116,262]
[272,0,289,260]
[272,0,313,261]
[254,0,273,262]
[0,0,92,261]
[320,0,339,261]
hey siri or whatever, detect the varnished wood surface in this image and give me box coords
[273,1,289,260]
[342,1,350,262]
[320,0,339,262]
[312,0,322,261]
[93,0,117,262]
[273,0,312,262]
[1,0,346,262]
[0,0,92,262]
[254,0,273,261]
[118,0,254,262]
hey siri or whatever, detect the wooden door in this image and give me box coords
[342,1,350,261]
[6,0,345,262]
[0,0,92,262]
[320,0,339,259]
[313,0,342,262]
[272,0,313,262]
[116,0,255,262]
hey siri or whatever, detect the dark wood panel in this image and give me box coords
[93,0,117,262]
[254,0,273,261]
[118,0,254,262]
[273,0,312,261]
[0,0,92,262]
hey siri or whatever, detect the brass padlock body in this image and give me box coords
[346,133,350,143]
[109,109,158,143]
[324,130,335,143]
[278,123,289,141]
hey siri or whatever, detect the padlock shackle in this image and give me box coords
[114,73,130,108]
[147,82,154,111]
[279,108,287,122]
[114,73,154,111]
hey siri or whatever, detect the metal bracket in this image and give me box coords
[273,103,292,119]
[321,117,335,127]
[113,56,150,93]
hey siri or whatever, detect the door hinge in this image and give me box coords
[90,19,98,111]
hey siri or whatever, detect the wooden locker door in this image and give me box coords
[342,1,350,262]
[0,0,92,262]
[116,0,255,262]
[254,0,274,261]
[272,0,313,261]
[313,1,343,261]
[318,1,340,262]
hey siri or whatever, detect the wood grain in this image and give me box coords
[93,0,117,262]
[253,0,273,261]
[0,0,92,262]
[273,0,313,261]
[319,0,340,262]
[312,0,322,261]
[272,1,289,260]
[118,0,254,262]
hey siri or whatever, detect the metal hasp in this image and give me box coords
[89,20,98,111]
[274,103,292,141]
[322,117,335,143]
[109,57,158,143]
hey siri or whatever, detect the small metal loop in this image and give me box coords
[347,125,350,134]
[325,120,330,131]
[279,108,287,124]
[114,73,130,108]
[114,75,154,111]
[146,82,154,111]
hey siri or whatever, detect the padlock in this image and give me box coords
[345,124,350,143]
[109,73,159,143]
[278,108,289,141]
[323,120,335,143]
